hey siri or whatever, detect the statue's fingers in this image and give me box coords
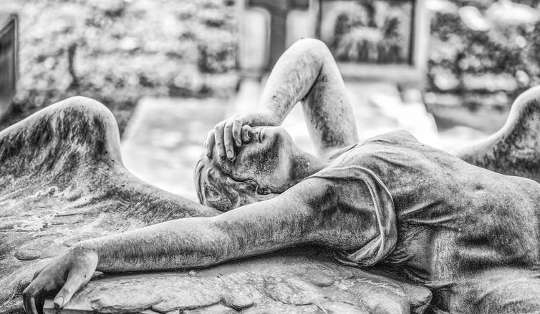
[24,269,64,314]
[52,275,81,309]
[223,121,235,160]
[24,295,38,314]
[241,125,252,143]
[53,256,97,309]
[214,122,226,160]
[35,294,45,314]
[31,266,44,281]
[205,129,215,158]
[23,283,41,314]
[22,286,34,314]
[232,119,242,147]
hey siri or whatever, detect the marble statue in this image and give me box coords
[4,39,540,314]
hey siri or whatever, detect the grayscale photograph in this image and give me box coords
[0,0,540,313]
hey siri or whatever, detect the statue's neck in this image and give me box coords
[290,151,327,184]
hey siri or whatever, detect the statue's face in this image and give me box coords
[214,126,296,194]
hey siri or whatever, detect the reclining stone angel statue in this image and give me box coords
[5,38,540,313]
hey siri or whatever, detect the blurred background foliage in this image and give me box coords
[323,0,413,64]
[0,0,539,134]
[426,0,540,131]
[0,0,238,133]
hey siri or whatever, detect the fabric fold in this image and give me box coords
[310,165,397,267]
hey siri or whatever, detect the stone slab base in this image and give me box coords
[42,248,431,314]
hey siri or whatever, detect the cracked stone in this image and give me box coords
[320,301,370,314]
[306,272,335,287]
[13,249,41,261]
[13,237,67,261]
[90,293,162,313]
[242,303,321,314]
[263,276,322,305]
[221,293,253,310]
[182,304,236,314]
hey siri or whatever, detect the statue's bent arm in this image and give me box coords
[260,39,359,156]
[211,39,359,160]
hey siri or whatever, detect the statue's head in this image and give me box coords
[194,126,299,211]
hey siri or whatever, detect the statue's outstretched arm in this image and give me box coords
[209,38,358,160]
[23,177,370,313]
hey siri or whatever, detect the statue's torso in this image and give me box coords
[323,130,540,283]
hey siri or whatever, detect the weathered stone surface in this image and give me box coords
[41,248,431,314]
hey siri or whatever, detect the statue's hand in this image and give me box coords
[22,247,98,314]
[205,112,279,160]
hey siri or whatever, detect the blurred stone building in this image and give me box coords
[426,0,540,132]
[0,0,538,134]
[0,0,239,133]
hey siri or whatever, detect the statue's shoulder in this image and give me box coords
[330,130,419,160]
[364,130,419,146]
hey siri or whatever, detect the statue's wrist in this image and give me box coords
[70,240,99,259]
[255,110,281,126]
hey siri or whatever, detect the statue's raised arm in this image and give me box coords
[208,39,358,161]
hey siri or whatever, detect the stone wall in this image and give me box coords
[1,0,539,135]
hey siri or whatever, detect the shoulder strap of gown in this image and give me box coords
[309,165,397,267]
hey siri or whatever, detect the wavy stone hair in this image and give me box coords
[194,158,270,212]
